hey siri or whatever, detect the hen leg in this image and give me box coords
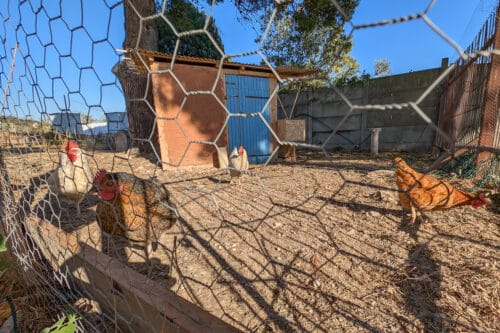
[145,242,163,278]
[144,242,152,277]
[404,204,417,224]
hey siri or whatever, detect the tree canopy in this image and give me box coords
[218,0,361,86]
[374,59,391,77]
[154,0,361,85]
[155,0,225,59]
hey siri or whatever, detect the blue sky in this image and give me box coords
[210,0,498,74]
[0,0,498,121]
[1,0,125,120]
[349,0,498,74]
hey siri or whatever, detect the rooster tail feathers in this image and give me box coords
[229,147,239,159]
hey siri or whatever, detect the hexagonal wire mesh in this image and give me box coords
[0,0,499,332]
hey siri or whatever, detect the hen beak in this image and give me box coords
[90,184,99,193]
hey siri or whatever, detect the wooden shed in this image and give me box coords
[126,50,313,168]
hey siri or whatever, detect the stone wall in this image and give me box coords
[279,67,444,152]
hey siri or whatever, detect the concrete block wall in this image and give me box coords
[279,68,443,152]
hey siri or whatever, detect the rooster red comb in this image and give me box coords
[65,140,79,152]
[93,169,108,185]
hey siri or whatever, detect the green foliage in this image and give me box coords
[335,70,371,87]
[0,115,51,133]
[0,234,6,252]
[156,0,225,59]
[156,0,361,85]
[280,69,371,93]
[40,313,79,333]
[374,59,391,77]
[0,234,13,277]
[435,150,500,188]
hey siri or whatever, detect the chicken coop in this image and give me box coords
[126,50,311,168]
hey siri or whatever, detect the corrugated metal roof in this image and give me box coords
[275,66,319,78]
[125,49,318,78]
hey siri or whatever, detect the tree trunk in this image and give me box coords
[114,0,159,155]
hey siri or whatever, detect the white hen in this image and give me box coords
[47,141,93,216]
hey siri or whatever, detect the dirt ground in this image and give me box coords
[2,149,499,332]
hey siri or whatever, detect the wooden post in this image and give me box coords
[370,128,382,155]
[477,6,500,170]
[440,57,449,70]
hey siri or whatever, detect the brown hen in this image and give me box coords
[92,170,177,268]
[394,157,487,223]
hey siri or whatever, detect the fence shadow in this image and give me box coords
[396,243,444,332]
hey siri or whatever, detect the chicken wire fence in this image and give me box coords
[0,0,499,332]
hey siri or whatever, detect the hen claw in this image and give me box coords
[405,214,416,224]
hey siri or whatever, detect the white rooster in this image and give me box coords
[228,145,249,184]
[47,140,93,216]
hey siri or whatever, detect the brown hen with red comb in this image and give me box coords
[92,170,177,271]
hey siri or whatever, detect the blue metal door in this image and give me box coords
[226,74,270,163]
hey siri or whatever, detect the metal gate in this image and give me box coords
[226,74,270,163]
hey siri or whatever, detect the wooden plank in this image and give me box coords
[223,68,273,79]
[423,141,476,173]
[215,146,229,168]
[276,119,306,142]
[24,216,242,333]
